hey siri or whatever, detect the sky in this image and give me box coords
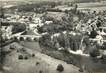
[0,0,74,1]
[1,0,58,1]
[1,0,106,3]
[2,0,106,2]
[2,0,106,1]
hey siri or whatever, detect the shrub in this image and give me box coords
[18,55,23,60]
[24,56,28,60]
[56,64,64,72]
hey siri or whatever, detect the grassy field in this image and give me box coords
[2,42,83,73]
[1,42,106,73]
[77,2,106,11]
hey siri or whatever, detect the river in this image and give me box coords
[19,41,42,52]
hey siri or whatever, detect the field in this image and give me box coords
[2,42,83,73]
[77,2,106,11]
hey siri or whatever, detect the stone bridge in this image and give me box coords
[7,31,41,42]
[13,35,41,41]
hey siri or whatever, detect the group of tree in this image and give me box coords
[12,23,26,34]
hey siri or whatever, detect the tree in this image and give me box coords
[0,9,5,71]
[12,23,26,34]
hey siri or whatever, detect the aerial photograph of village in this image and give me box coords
[0,0,106,73]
